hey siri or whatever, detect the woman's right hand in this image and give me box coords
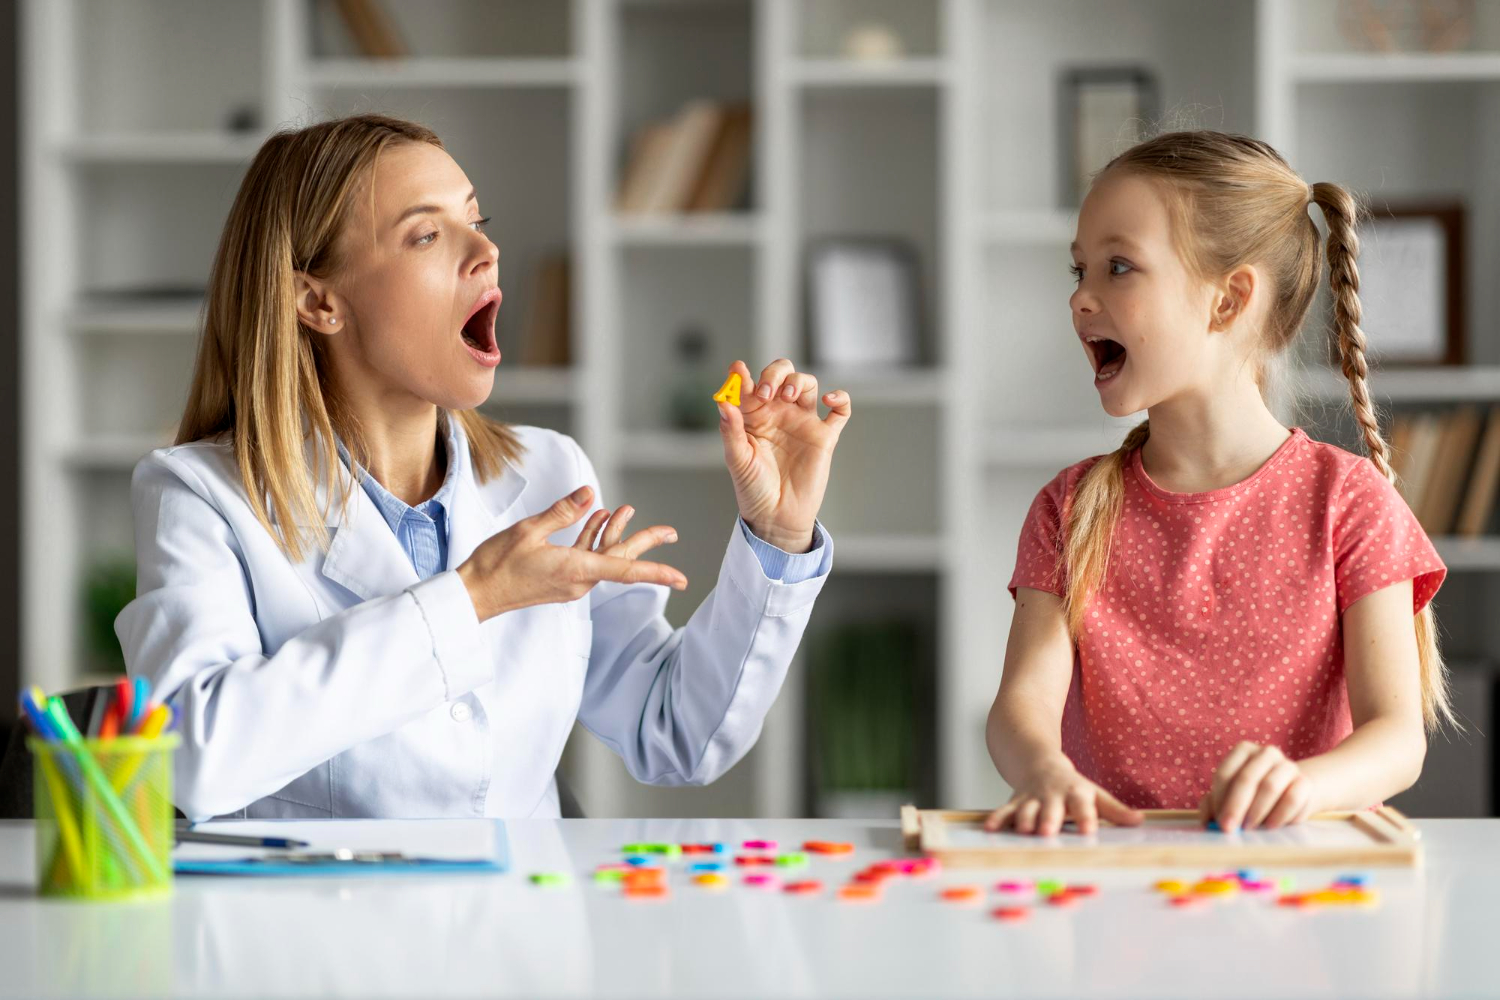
[456,485,687,622]
[983,755,1143,836]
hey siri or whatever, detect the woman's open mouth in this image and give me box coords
[1085,334,1127,384]
[461,292,502,368]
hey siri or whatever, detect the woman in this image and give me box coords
[116,114,851,821]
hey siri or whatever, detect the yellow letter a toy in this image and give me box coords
[712,372,741,407]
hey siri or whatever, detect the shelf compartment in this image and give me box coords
[799,87,941,365]
[797,0,943,60]
[1289,0,1500,58]
[308,0,573,59]
[979,0,1257,214]
[75,163,246,301]
[618,245,755,435]
[799,570,941,817]
[74,0,263,134]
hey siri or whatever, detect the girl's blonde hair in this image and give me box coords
[1057,130,1453,731]
[177,113,522,562]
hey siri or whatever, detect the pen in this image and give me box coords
[175,830,311,849]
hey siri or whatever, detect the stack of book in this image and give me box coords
[615,101,754,215]
[1391,406,1500,537]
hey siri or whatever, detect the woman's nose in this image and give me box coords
[467,232,498,275]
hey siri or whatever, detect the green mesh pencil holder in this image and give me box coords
[29,734,179,901]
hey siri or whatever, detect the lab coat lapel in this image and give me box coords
[445,416,529,569]
[292,427,418,602]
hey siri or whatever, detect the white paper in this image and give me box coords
[173,818,505,864]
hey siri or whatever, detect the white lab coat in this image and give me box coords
[115,421,832,822]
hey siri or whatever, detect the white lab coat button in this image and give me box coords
[450,701,471,722]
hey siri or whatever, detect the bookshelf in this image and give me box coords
[19,0,1500,819]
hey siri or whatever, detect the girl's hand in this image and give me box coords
[717,359,851,554]
[983,755,1143,836]
[1198,741,1318,832]
[456,486,687,622]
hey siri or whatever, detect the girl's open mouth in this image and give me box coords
[1086,335,1126,383]
[461,298,501,368]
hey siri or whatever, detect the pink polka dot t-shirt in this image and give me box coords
[1007,427,1445,809]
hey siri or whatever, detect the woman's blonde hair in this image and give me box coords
[177,113,523,562]
[1057,129,1453,730]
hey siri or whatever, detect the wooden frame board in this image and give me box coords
[900,806,1421,868]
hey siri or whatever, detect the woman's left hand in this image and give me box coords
[716,359,851,554]
[1198,741,1319,832]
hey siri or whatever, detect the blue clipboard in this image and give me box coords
[172,818,509,877]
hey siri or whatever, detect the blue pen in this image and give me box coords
[125,676,150,732]
[19,688,59,741]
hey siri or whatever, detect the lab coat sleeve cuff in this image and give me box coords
[738,517,830,584]
[406,570,490,700]
[724,518,833,618]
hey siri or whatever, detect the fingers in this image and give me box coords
[1096,787,1144,827]
[1037,795,1067,837]
[530,485,594,535]
[573,509,609,551]
[1013,798,1042,836]
[1262,774,1314,829]
[779,372,821,410]
[1216,745,1285,832]
[610,524,679,561]
[579,551,687,590]
[984,801,1018,832]
[1064,788,1097,836]
[822,388,852,435]
[753,358,796,404]
[598,505,635,550]
[1245,760,1302,830]
[717,388,755,472]
[1205,740,1260,823]
[729,360,764,415]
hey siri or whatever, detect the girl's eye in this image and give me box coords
[472,215,492,232]
[1109,259,1133,276]
[1068,264,1084,282]
[415,231,438,246]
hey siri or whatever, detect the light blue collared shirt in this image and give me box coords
[349,420,829,584]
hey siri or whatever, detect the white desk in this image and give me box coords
[1,817,1497,998]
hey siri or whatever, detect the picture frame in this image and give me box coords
[1333,202,1466,367]
[1059,66,1159,208]
[804,237,924,369]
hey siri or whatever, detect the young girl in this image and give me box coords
[986,130,1451,836]
[116,114,852,821]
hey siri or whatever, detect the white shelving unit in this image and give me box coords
[21,0,1500,818]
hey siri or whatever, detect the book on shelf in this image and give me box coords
[615,101,754,215]
[1420,406,1482,536]
[1392,405,1500,539]
[518,253,571,367]
[1397,412,1443,521]
[1456,407,1500,538]
[333,0,408,58]
[686,103,753,213]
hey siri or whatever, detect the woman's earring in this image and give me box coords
[328,317,338,325]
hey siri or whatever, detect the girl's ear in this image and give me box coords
[292,271,341,335]
[1210,265,1257,333]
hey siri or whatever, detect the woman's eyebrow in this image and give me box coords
[390,187,478,229]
